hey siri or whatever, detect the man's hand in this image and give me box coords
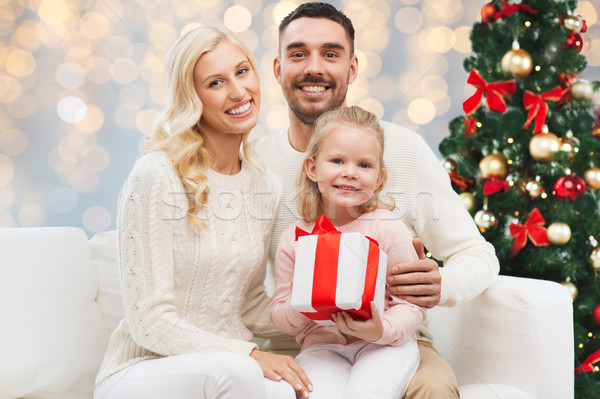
[250,349,313,398]
[333,302,383,342]
[387,238,441,309]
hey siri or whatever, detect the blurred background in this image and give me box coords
[1,0,598,235]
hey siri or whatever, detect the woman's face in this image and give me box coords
[193,41,260,137]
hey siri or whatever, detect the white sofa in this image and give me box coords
[0,227,574,399]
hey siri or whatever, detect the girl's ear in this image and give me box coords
[305,157,318,182]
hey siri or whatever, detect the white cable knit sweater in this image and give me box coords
[255,121,500,342]
[95,151,282,385]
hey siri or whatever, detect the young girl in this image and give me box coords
[270,106,426,399]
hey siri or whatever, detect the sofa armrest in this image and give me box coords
[427,275,574,399]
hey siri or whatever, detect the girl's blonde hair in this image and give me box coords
[146,25,261,231]
[296,106,394,222]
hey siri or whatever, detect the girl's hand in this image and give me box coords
[333,302,383,342]
[250,349,313,398]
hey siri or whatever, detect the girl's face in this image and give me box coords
[193,41,260,137]
[305,125,384,225]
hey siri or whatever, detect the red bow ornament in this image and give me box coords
[575,349,600,374]
[465,116,477,137]
[483,178,510,195]
[463,69,517,115]
[493,1,538,21]
[523,86,567,133]
[509,208,550,256]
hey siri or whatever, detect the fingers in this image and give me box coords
[412,238,426,259]
[369,301,381,323]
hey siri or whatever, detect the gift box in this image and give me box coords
[291,215,387,326]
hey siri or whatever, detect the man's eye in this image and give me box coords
[324,53,337,58]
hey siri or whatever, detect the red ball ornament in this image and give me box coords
[565,32,583,52]
[554,175,586,201]
[594,305,600,325]
[481,2,499,23]
[594,121,600,140]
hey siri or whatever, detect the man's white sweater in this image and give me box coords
[255,121,500,341]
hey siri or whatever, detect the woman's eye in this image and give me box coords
[237,68,248,76]
[209,80,222,88]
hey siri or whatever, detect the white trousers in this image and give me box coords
[93,352,296,399]
[295,339,420,399]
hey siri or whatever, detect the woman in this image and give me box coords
[94,26,311,399]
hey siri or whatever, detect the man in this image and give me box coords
[255,2,499,398]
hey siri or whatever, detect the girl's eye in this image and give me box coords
[359,162,371,168]
[332,159,342,164]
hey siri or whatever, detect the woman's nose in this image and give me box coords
[229,80,245,100]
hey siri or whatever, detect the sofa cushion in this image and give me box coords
[0,227,109,399]
[89,230,123,332]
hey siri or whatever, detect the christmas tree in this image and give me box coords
[438,0,600,396]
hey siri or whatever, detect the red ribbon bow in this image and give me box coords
[509,208,550,256]
[296,214,380,246]
[463,69,517,115]
[523,86,567,133]
[465,116,477,137]
[493,1,538,21]
[483,178,510,195]
[575,349,600,374]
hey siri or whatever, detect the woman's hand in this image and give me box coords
[333,302,383,342]
[250,349,313,398]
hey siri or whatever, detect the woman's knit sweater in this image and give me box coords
[95,151,281,385]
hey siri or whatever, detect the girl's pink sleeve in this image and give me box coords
[270,225,312,336]
[372,216,426,346]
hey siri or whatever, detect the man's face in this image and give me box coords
[274,17,358,126]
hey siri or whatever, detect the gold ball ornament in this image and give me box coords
[479,153,509,179]
[547,222,571,245]
[501,43,533,79]
[560,281,578,301]
[525,180,544,199]
[529,132,560,162]
[571,80,594,101]
[584,167,600,189]
[564,14,583,32]
[459,192,476,212]
[474,210,498,232]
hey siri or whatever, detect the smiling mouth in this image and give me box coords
[300,86,327,94]
[335,185,359,191]
[225,100,252,116]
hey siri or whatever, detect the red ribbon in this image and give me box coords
[493,1,538,21]
[575,349,600,374]
[523,86,567,133]
[483,178,510,195]
[465,116,477,137]
[509,208,550,256]
[295,214,380,322]
[463,69,517,115]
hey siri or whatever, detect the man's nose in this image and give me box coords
[304,54,324,76]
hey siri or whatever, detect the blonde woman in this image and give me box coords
[94,26,311,399]
[271,106,425,399]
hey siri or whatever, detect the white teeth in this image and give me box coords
[336,185,358,191]
[227,102,251,115]
[301,86,326,93]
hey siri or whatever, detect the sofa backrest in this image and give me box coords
[0,227,111,399]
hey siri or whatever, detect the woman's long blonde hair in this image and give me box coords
[146,25,260,231]
[296,106,394,223]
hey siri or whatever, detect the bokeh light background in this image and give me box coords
[1,0,599,235]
